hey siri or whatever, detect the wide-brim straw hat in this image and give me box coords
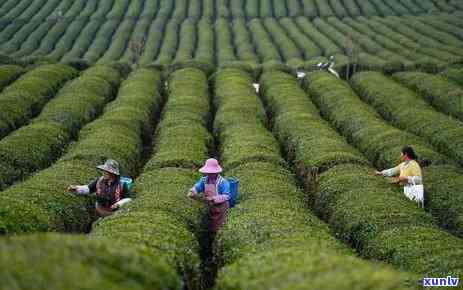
[96,159,120,176]
[199,158,223,174]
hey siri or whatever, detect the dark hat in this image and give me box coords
[96,159,120,176]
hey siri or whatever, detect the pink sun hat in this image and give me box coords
[199,158,223,174]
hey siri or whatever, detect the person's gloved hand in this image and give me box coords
[68,185,89,195]
[188,188,197,199]
[213,194,229,204]
[68,185,78,192]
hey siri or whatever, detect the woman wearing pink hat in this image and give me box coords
[188,158,231,233]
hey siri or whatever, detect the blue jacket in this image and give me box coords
[194,175,230,196]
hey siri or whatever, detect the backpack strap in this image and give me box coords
[217,175,229,195]
[115,180,124,202]
[95,176,105,197]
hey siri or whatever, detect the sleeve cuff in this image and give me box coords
[216,194,230,203]
[76,185,90,195]
[189,188,198,198]
[381,168,395,177]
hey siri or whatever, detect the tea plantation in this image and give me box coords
[0,0,462,289]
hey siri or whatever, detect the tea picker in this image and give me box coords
[375,146,425,208]
[188,158,239,233]
[68,159,134,217]
[296,71,307,79]
[317,56,340,78]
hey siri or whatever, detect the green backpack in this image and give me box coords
[120,176,134,196]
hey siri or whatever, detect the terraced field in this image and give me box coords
[0,1,462,289]
[0,62,462,289]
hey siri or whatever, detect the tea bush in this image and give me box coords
[0,64,78,139]
[351,71,463,167]
[0,233,181,290]
[0,64,24,91]
[393,71,463,121]
[144,67,212,171]
[0,65,121,190]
